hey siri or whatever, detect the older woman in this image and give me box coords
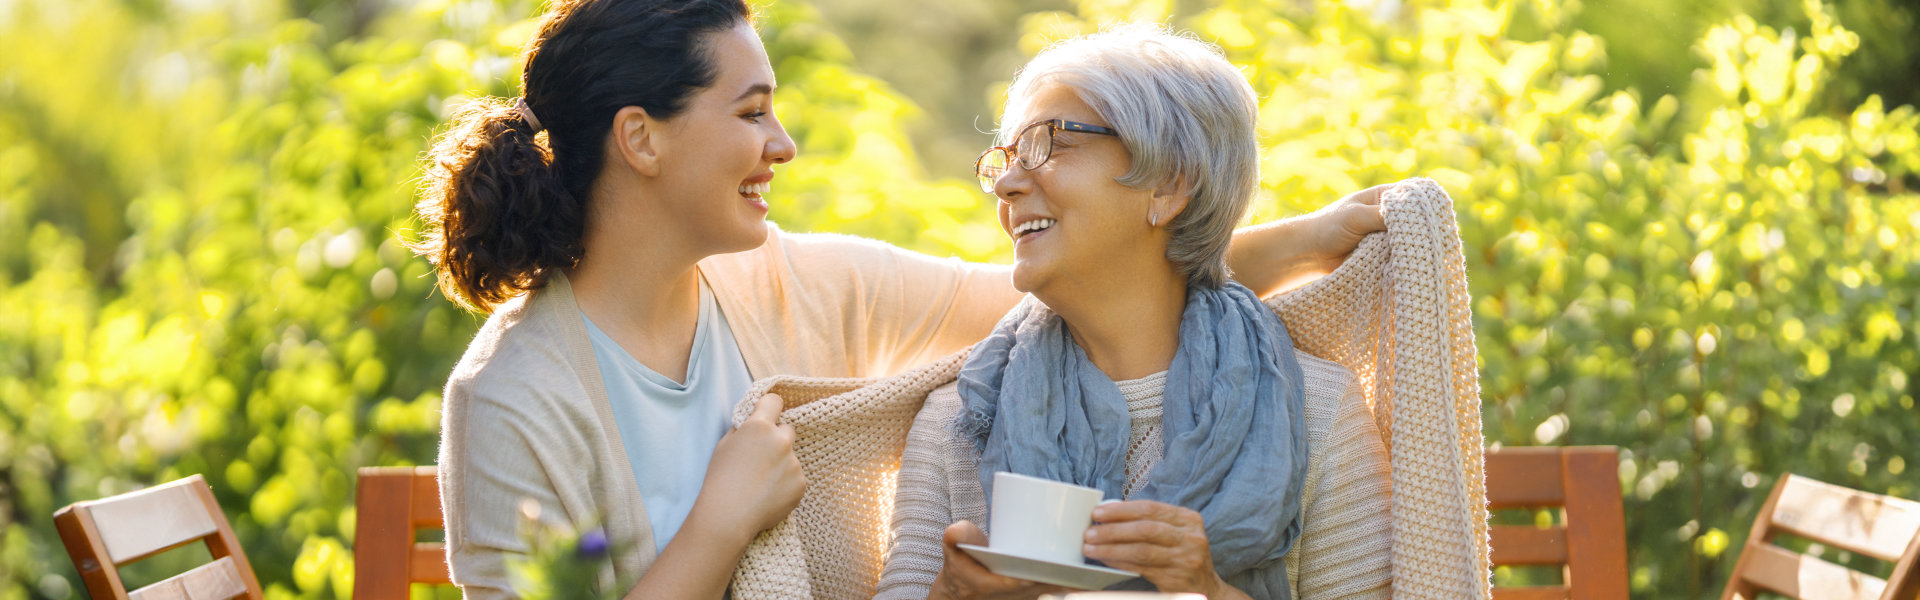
[876,26,1393,600]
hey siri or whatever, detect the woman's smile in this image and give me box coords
[1010,215,1057,248]
[738,171,774,212]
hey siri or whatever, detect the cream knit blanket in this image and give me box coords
[727,177,1490,599]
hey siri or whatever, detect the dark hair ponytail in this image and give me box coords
[412,0,751,313]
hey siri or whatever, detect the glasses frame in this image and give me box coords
[974,119,1121,194]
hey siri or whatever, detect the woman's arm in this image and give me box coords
[877,389,965,598]
[1227,185,1389,298]
[744,187,1385,376]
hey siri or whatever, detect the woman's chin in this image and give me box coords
[1009,260,1053,295]
[717,219,770,254]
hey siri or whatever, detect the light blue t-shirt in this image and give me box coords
[583,278,754,554]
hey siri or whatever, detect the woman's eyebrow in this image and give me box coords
[733,82,774,102]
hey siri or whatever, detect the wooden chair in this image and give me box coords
[353,466,452,600]
[53,474,264,600]
[1721,473,1920,600]
[1485,445,1631,600]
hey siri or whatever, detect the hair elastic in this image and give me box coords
[513,97,544,132]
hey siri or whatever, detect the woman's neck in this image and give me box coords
[567,200,709,384]
[1043,261,1188,381]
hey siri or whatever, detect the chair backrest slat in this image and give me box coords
[1737,541,1886,600]
[1487,448,1568,510]
[410,542,452,584]
[1770,476,1920,562]
[1721,473,1920,600]
[1490,525,1570,565]
[125,556,249,600]
[1491,587,1570,600]
[1485,446,1629,600]
[355,466,453,599]
[88,479,220,564]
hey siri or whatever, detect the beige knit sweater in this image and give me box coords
[873,352,1393,599]
[436,226,1020,599]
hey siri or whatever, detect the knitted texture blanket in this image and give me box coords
[1267,177,1492,598]
[726,176,1490,599]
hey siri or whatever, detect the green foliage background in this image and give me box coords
[0,0,1914,598]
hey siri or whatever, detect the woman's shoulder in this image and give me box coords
[1290,350,1357,404]
[444,287,593,416]
[916,381,967,431]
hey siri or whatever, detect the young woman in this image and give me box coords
[876,27,1393,599]
[412,1,1385,597]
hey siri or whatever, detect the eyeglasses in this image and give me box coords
[974,119,1121,193]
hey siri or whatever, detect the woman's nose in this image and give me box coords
[765,116,797,164]
[992,160,1032,202]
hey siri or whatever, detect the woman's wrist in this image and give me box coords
[682,497,759,551]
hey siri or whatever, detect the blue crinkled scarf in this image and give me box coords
[955,281,1308,598]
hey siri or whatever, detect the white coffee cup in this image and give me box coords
[988,471,1106,564]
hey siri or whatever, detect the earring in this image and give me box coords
[1150,211,1159,227]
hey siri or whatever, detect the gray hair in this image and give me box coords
[1000,24,1260,289]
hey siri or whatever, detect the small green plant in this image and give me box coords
[505,501,623,600]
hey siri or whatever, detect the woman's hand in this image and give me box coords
[694,393,807,541]
[929,521,1070,600]
[1082,500,1245,598]
[1294,184,1389,273]
[1227,184,1389,297]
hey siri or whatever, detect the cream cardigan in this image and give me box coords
[874,352,1394,599]
[436,227,1020,599]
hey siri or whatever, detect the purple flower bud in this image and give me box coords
[576,529,609,558]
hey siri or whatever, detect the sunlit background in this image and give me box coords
[1,0,1916,597]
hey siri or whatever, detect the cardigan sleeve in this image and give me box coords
[876,386,967,599]
[1286,375,1394,599]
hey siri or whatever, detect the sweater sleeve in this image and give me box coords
[876,386,966,599]
[802,232,1021,373]
[711,229,1020,378]
[1288,375,1394,599]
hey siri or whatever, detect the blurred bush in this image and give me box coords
[0,0,1914,598]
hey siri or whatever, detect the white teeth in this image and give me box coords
[1012,218,1055,237]
[738,181,770,196]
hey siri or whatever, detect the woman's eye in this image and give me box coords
[743,111,767,123]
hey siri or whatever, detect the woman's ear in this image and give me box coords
[611,106,661,177]
[1149,177,1193,227]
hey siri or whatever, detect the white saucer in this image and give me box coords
[956,543,1139,590]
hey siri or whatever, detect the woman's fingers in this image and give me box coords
[1091,499,1202,527]
[748,392,784,424]
[943,520,989,547]
[1346,183,1390,206]
[1083,540,1177,568]
[1346,202,1386,236]
[1085,517,1189,547]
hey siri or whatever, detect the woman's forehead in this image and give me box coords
[1008,83,1107,128]
[705,23,776,94]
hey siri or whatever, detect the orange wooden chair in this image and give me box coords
[1720,473,1920,600]
[353,466,452,600]
[1485,445,1631,600]
[53,474,264,600]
